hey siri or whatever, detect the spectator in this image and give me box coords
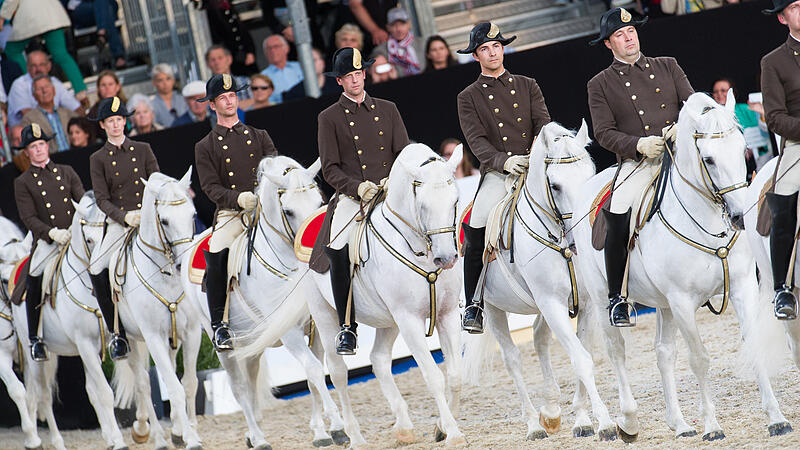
[440,138,479,179]
[661,0,723,14]
[61,0,126,69]
[66,116,96,150]
[88,70,129,137]
[150,63,188,128]
[127,94,163,136]
[0,55,23,103]
[9,124,29,171]
[173,81,212,126]
[245,74,274,111]
[283,48,341,100]
[205,45,252,101]
[0,0,88,106]
[259,0,324,59]
[712,77,772,170]
[7,49,81,126]
[20,75,77,153]
[373,7,425,76]
[424,35,457,72]
[368,53,398,84]
[334,23,364,52]
[204,0,257,75]
[261,35,303,104]
[349,0,393,47]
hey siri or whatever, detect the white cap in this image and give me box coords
[182,81,206,98]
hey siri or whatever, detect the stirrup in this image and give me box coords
[335,327,357,355]
[30,339,49,362]
[774,286,798,321]
[462,303,484,334]
[213,324,235,352]
[608,299,637,328]
[108,334,130,361]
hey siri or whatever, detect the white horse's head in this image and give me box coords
[528,121,596,235]
[387,143,462,269]
[257,156,325,242]
[676,91,748,229]
[70,191,107,260]
[140,169,197,266]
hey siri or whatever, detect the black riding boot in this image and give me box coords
[26,275,47,361]
[325,245,357,355]
[90,269,129,360]
[766,192,798,320]
[204,249,234,351]
[603,208,634,327]
[462,224,486,334]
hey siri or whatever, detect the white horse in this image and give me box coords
[182,155,341,450]
[110,169,205,449]
[463,121,618,440]
[302,143,465,446]
[11,192,132,450]
[0,222,40,450]
[573,91,791,440]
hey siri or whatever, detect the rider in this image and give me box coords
[89,96,160,360]
[587,8,693,327]
[317,47,410,355]
[761,0,800,319]
[195,73,278,351]
[14,123,85,361]
[457,22,551,333]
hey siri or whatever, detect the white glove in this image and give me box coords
[636,136,665,159]
[48,228,71,245]
[662,123,677,142]
[357,181,380,203]
[237,192,258,211]
[124,211,141,227]
[379,176,389,187]
[503,155,529,176]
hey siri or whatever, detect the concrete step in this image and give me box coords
[431,0,508,17]
[435,0,558,32]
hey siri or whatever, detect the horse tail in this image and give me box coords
[112,356,137,409]
[461,312,497,386]
[575,291,606,364]
[256,352,278,410]
[737,277,787,380]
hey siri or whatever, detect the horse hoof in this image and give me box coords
[769,422,793,436]
[526,429,548,440]
[24,447,43,450]
[598,427,618,442]
[445,435,467,447]
[434,424,446,442]
[172,433,186,447]
[394,428,415,444]
[131,427,149,444]
[155,446,169,450]
[539,413,561,434]
[676,430,697,438]
[616,425,637,443]
[254,445,272,450]
[330,429,350,446]
[245,437,253,448]
[702,431,725,441]
[572,425,594,438]
[312,438,334,447]
[187,446,203,450]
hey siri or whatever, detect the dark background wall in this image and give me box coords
[0,0,788,428]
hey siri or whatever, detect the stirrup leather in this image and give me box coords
[608,299,637,328]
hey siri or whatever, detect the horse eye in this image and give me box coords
[87,238,94,245]
[553,137,561,142]
[161,219,169,226]
[551,184,561,192]
[284,209,294,218]
[703,157,715,165]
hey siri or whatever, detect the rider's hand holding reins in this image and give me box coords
[48,228,71,245]
[124,211,141,228]
[662,123,677,142]
[358,181,380,202]
[237,192,258,212]
[504,155,529,176]
[636,135,666,159]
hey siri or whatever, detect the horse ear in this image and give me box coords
[305,158,322,179]
[445,144,464,174]
[725,88,735,113]
[140,177,148,187]
[576,119,590,147]
[22,232,33,248]
[72,200,90,219]
[179,166,193,190]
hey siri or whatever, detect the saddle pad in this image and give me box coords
[293,206,327,263]
[8,256,29,300]
[589,180,614,228]
[189,229,213,285]
[757,177,775,237]
[457,203,472,256]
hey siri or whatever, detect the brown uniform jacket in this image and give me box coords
[14,161,84,243]
[761,35,800,142]
[587,55,694,162]
[318,93,409,198]
[195,122,277,213]
[457,71,550,174]
[90,138,160,225]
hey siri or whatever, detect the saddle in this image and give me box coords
[757,177,775,237]
[293,206,327,263]
[485,175,521,258]
[8,256,30,305]
[188,228,213,285]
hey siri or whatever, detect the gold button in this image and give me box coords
[507,152,512,156]
[645,63,650,68]
[115,172,119,176]
[244,129,249,134]
[510,90,516,95]
[370,104,375,109]
[112,161,117,166]
[135,192,140,197]
[108,151,113,155]
[649,74,655,79]
[488,95,494,100]
[128,147,133,151]
[46,202,51,208]
[631,95,637,100]
[494,108,499,113]
[374,116,379,122]
[56,176,61,181]
[522,132,526,138]
[508,77,513,82]
[33,173,38,177]
[252,168,255,173]
[644,125,650,131]
[135,180,139,185]
[380,146,385,151]
[250,153,254,158]
[517,117,522,122]
[228,171,234,176]
[246,140,252,145]
[357,150,363,155]
[382,162,387,167]
[53,168,57,172]
[63,198,68,203]
[231,184,236,189]
[498,122,503,127]
[661,104,666,109]
[349,121,354,126]
[619,71,624,75]
[50,215,55,220]
[345,109,350,114]
[502,136,508,142]
[656,88,661,93]
[133,168,139,172]
[218,136,223,141]
[226,158,231,163]
[665,120,671,125]
[223,145,228,150]
[795,51,799,56]
[59,186,64,190]
[41,191,46,196]
[625,82,631,87]
[137,203,141,208]
[131,158,136,162]
[354,135,359,140]
[37,181,42,186]
[513,103,518,108]
[482,83,488,88]
[639,110,644,115]
[379,131,384,136]
[361,164,366,170]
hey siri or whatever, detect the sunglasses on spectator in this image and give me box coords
[251,85,273,91]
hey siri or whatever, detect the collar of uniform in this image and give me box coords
[213,121,245,136]
[338,92,373,111]
[611,54,646,75]
[787,34,800,55]
[103,138,127,152]
[478,70,511,87]
[29,160,53,172]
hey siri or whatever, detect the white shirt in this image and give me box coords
[8,74,80,126]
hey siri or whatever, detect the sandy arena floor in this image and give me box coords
[3,307,800,449]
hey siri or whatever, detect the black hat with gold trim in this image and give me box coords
[90,96,134,121]
[197,73,249,102]
[324,47,374,77]
[589,7,648,46]
[762,0,797,14]
[456,22,516,54]
[17,123,53,150]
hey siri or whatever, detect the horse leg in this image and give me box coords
[395,316,465,446]
[670,302,724,441]
[168,345,185,442]
[601,318,638,440]
[532,313,561,434]
[370,325,415,443]
[309,326,348,444]
[0,349,41,449]
[654,309,695,437]
[76,339,127,449]
[131,339,168,449]
[571,307,595,437]
[485,303,546,440]
[434,305,463,428]
[217,352,270,449]
[181,326,202,428]
[39,358,65,450]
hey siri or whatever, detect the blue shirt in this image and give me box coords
[261,61,304,104]
[40,108,69,152]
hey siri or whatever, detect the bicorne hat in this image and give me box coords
[456,22,516,54]
[90,96,134,122]
[197,73,249,102]
[762,0,798,14]
[324,47,374,77]
[589,8,648,46]
[16,123,53,150]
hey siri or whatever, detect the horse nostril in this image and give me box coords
[731,215,745,230]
